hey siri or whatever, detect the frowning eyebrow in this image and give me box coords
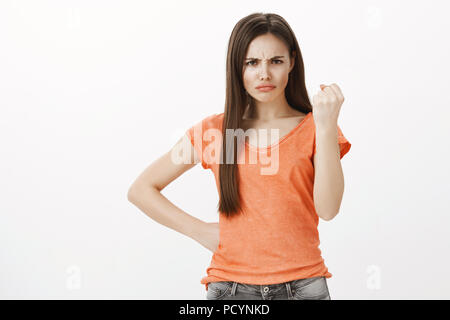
[245,56,285,61]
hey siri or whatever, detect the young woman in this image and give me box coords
[128,12,351,300]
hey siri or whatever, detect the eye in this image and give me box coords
[245,59,283,66]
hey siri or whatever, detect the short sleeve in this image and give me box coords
[184,113,222,170]
[313,125,351,159]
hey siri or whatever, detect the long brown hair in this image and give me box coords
[218,12,313,218]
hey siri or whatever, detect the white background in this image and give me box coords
[1,0,449,299]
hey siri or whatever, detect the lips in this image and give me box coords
[255,85,275,89]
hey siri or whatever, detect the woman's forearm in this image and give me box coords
[127,185,206,242]
[313,124,345,221]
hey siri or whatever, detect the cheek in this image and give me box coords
[242,70,255,88]
[258,70,287,90]
[277,69,290,85]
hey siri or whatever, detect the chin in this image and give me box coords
[253,91,279,102]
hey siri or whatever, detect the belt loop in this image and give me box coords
[230,282,238,296]
[286,282,294,300]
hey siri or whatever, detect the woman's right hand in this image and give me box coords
[195,222,220,253]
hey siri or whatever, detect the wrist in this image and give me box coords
[315,123,338,136]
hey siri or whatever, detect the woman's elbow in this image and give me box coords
[127,183,145,203]
[318,211,339,221]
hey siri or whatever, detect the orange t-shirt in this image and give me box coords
[185,112,351,291]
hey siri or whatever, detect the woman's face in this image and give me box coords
[242,33,295,103]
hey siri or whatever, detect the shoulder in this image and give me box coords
[187,112,223,135]
[201,112,224,130]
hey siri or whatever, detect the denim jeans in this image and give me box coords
[206,276,331,300]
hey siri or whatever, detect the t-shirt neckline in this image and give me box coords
[244,112,312,151]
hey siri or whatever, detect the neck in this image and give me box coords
[244,94,295,121]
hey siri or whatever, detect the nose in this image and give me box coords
[258,61,271,80]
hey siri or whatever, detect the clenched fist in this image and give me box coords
[312,83,345,128]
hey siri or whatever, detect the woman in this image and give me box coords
[127,12,351,300]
